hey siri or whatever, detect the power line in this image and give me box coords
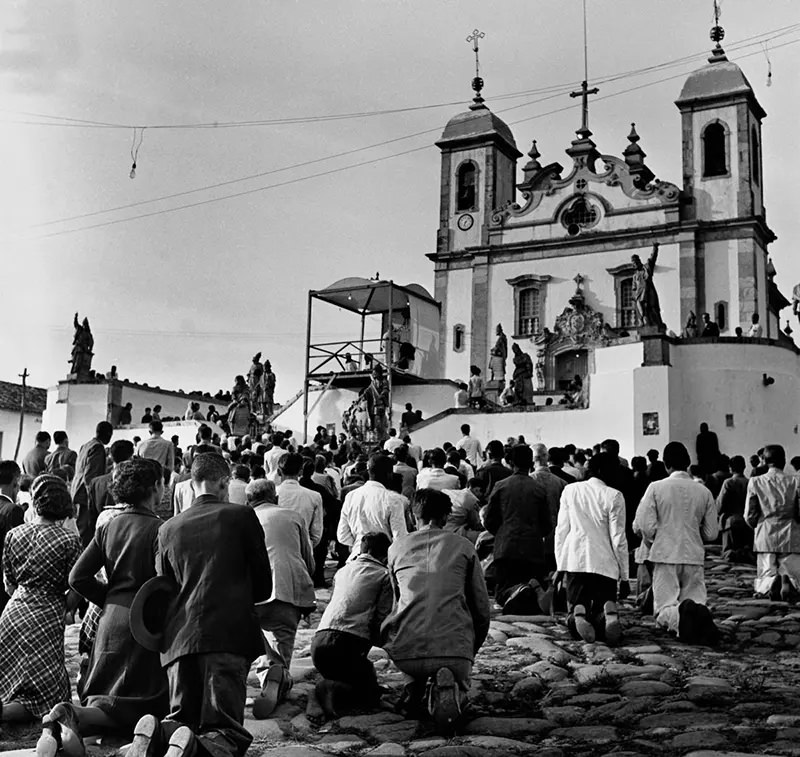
[4,22,796,132]
[18,35,800,240]
[25,29,799,232]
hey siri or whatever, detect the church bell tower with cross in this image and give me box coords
[435,31,521,257]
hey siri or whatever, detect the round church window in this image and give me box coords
[561,195,600,235]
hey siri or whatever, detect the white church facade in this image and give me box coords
[285,29,800,459]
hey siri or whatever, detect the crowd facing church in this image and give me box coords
[2,415,800,755]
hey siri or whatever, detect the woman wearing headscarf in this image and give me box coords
[41,458,169,746]
[0,475,82,723]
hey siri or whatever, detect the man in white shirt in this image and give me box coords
[416,448,461,491]
[383,428,404,454]
[555,453,628,644]
[265,434,288,473]
[136,421,175,479]
[633,441,719,644]
[228,465,250,505]
[455,424,483,469]
[745,444,800,599]
[172,444,220,516]
[277,453,323,546]
[338,454,408,560]
[747,312,763,339]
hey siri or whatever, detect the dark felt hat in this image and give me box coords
[129,575,178,652]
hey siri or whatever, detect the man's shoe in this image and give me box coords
[429,667,461,737]
[603,601,622,646]
[44,703,84,757]
[127,715,161,757]
[692,603,720,647]
[502,583,536,616]
[573,604,595,643]
[677,599,701,643]
[532,580,554,615]
[769,575,783,601]
[163,726,195,757]
[35,726,59,757]
[253,666,284,719]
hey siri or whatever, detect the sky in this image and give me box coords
[1,0,799,401]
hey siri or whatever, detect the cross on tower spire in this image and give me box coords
[466,29,486,107]
[569,0,599,140]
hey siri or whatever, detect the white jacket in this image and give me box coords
[554,478,629,581]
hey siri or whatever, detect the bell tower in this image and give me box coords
[674,4,775,335]
[435,31,521,255]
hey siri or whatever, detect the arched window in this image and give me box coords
[518,288,541,336]
[751,126,760,186]
[456,161,477,212]
[702,121,727,177]
[453,324,466,352]
[619,278,636,328]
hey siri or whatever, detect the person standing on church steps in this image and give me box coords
[696,422,720,476]
[72,422,114,547]
[633,441,719,645]
[22,431,51,478]
[136,421,175,484]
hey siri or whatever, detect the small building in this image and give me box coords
[0,380,47,460]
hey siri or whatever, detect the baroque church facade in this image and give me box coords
[432,41,779,393]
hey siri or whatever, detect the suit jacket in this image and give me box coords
[72,438,108,545]
[87,472,114,525]
[156,494,272,666]
[0,495,24,566]
[484,473,552,564]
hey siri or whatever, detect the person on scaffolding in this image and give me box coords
[365,365,390,439]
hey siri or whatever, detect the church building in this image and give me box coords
[280,20,800,459]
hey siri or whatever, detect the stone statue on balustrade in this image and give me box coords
[631,242,664,329]
[261,360,276,417]
[488,323,508,383]
[248,353,264,410]
[70,312,94,382]
[511,343,534,406]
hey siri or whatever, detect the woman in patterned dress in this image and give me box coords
[0,475,82,722]
[43,458,169,741]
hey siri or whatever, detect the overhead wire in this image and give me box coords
[2,22,797,131]
[15,33,800,240]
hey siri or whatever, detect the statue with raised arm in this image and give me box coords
[631,242,663,328]
[488,323,508,382]
[70,312,94,381]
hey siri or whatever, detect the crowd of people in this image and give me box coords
[1,417,799,754]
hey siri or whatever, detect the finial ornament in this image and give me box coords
[627,123,640,144]
[466,29,486,107]
[709,0,726,59]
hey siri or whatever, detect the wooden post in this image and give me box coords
[13,368,28,462]
[302,292,313,445]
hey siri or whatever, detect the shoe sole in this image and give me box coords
[574,615,596,643]
[502,585,534,616]
[163,726,194,757]
[253,667,284,719]
[605,617,622,646]
[431,667,460,737]
[128,715,159,757]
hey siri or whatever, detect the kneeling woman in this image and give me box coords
[381,489,490,736]
[44,458,169,743]
[0,476,82,723]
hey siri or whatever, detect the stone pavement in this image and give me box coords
[3,546,800,757]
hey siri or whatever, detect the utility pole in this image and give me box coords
[13,368,28,462]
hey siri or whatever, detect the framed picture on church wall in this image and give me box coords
[642,412,660,436]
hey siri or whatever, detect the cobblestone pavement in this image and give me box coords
[3,546,800,756]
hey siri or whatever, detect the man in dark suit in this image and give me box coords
[87,439,134,523]
[484,445,553,615]
[0,460,24,615]
[71,421,113,546]
[134,453,272,757]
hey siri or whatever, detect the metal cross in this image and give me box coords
[573,273,585,290]
[466,29,485,78]
[570,79,599,139]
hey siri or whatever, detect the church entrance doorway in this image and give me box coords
[555,349,588,391]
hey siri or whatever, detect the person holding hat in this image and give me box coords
[40,459,169,745]
[0,475,82,723]
[129,453,272,757]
